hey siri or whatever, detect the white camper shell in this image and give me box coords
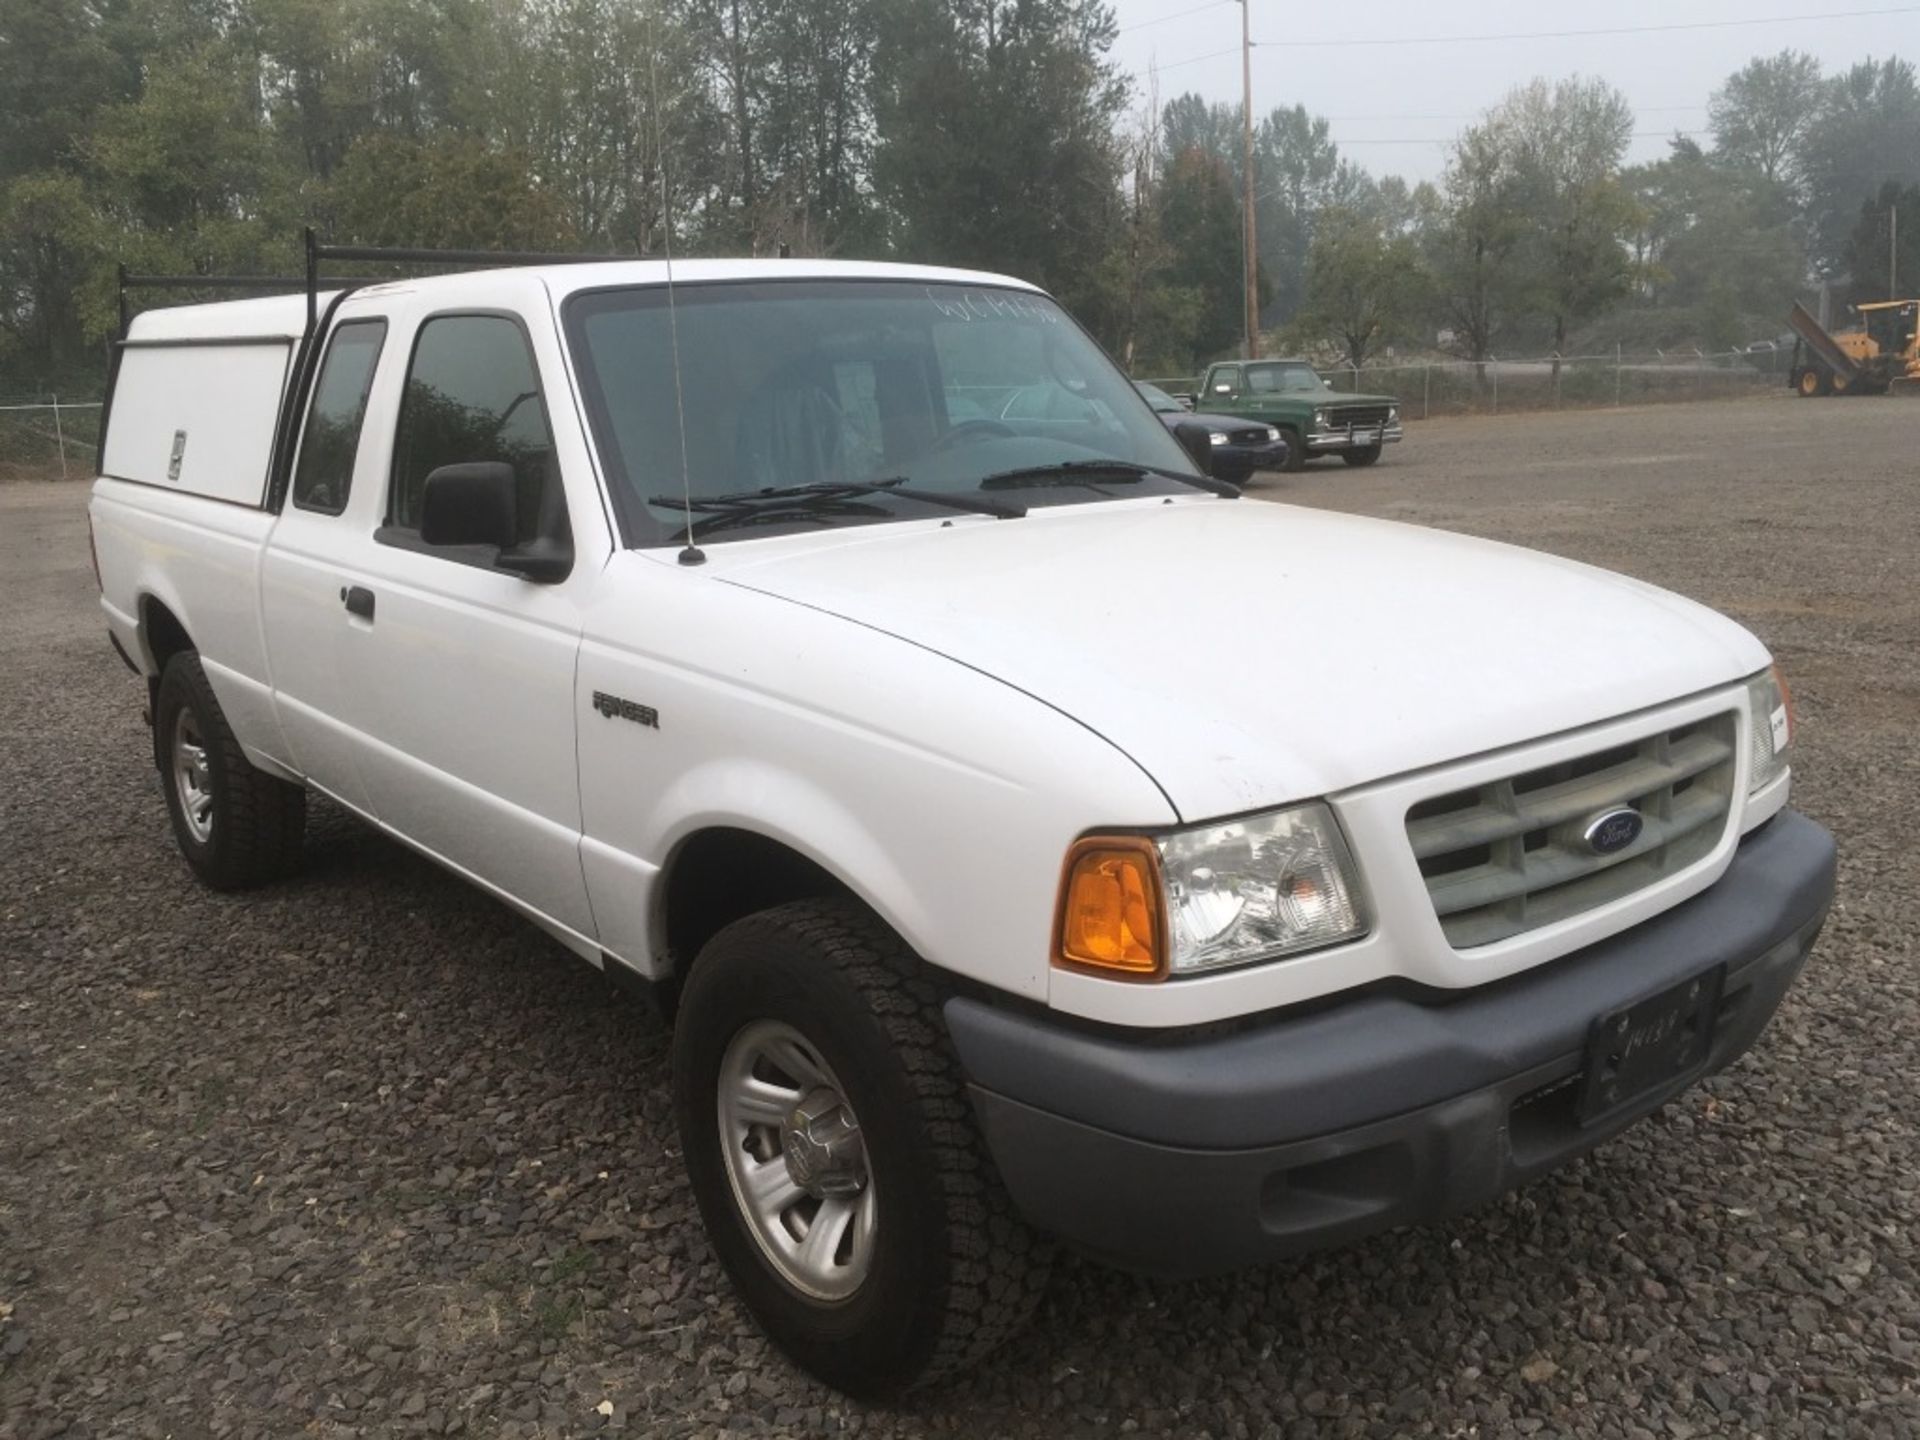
[102,293,345,507]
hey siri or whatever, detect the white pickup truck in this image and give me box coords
[89,253,1835,1396]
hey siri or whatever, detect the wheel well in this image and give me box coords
[141,596,193,677]
[661,828,856,972]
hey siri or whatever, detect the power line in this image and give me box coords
[1119,0,1233,34]
[1335,129,1710,147]
[1152,44,1239,72]
[1155,3,1918,69]
[1255,5,1920,49]
[1322,104,1707,123]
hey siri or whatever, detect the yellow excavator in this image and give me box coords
[1788,299,1920,395]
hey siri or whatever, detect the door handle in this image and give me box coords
[341,584,375,621]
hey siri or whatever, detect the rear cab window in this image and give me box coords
[291,320,387,515]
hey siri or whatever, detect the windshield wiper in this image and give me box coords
[977,460,1239,498]
[782,479,1025,519]
[647,478,1025,540]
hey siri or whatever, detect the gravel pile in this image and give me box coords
[3,395,1916,1438]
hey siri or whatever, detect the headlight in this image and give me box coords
[1746,665,1793,794]
[1313,408,1329,427]
[1387,406,1400,423]
[1264,426,1281,442]
[1055,804,1368,979]
[1207,430,1227,446]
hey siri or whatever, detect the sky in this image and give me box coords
[1108,0,1920,184]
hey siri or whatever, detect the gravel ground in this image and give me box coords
[3,393,1916,1439]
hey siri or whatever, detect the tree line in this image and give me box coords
[1151,52,1920,373]
[1,0,1915,391]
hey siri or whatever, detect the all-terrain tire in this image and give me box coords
[1341,445,1383,467]
[672,898,1050,1396]
[155,652,306,890]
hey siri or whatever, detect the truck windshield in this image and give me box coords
[1245,363,1326,394]
[564,280,1200,545]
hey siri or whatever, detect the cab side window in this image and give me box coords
[386,315,564,547]
[1211,365,1242,396]
[291,320,386,515]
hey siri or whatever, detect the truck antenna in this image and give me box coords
[648,4,703,566]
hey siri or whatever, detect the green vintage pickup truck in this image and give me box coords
[1197,359,1402,472]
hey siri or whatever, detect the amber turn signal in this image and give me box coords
[1054,837,1165,978]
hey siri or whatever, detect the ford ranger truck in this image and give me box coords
[1201,357,1403,470]
[87,258,1835,1398]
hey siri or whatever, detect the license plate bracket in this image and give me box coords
[1578,965,1725,1125]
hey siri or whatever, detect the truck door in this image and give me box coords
[260,316,391,814]
[324,298,603,945]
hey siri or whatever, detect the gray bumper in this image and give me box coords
[1305,423,1404,450]
[945,810,1836,1277]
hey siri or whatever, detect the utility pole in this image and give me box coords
[1892,205,1899,298]
[1240,0,1259,359]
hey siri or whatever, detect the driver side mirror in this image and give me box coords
[418,461,572,583]
[1173,421,1215,475]
[421,462,516,547]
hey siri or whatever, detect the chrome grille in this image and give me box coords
[1329,404,1391,427]
[1407,714,1738,949]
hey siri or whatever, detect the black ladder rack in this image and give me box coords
[107,229,640,508]
[117,228,638,338]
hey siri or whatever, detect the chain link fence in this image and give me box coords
[1141,345,1791,420]
[0,398,103,481]
[1,346,1793,482]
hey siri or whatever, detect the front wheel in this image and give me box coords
[672,900,1049,1396]
[1341,445,1383,467]
[1279,427,1306,472]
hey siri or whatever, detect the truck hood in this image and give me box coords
[709,499,1769,820]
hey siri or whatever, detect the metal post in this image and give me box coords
[1491,361,1498,415]
[52,396,67,480]
[1423,363,1430,419]
[1615,342,1622,408]
[1239,0,1258,360]
[1891,205,1898,299]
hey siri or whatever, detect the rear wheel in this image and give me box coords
[672,899,1049,1396]
[1796,367,1831,397]
[1341,445,1383,467]
[155,652,305,890]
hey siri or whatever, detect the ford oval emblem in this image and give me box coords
[1583,807,1644,855]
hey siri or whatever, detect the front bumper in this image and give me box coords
[1211,438,1290,480]
[1305,421,1404,451]
[946,809,1835,1277]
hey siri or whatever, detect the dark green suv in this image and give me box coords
[1199,359,1402,471]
